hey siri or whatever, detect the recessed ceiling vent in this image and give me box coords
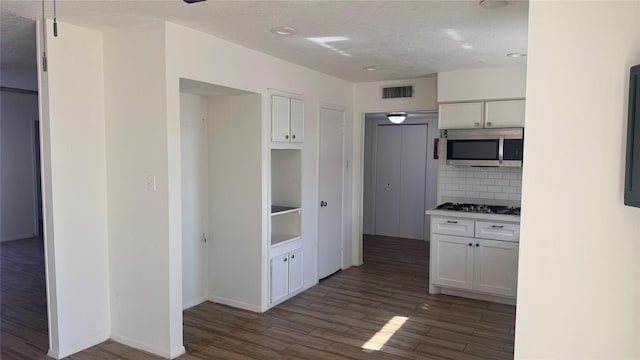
[183,0,207,3]
[382,85,413,99]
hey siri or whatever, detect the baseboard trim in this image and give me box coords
[439,287,516,305]
[170,345,186,359]
[183,296,206,310]
[111,332,172,359]
[208,295,261,313]
[47,331,110,359]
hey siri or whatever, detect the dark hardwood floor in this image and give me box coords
[1,235,515,360]
[1,237,49,360]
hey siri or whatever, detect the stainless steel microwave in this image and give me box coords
[440,128,524,167]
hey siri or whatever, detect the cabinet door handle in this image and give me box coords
[292,134,296,139]
[486,121,492,127]
[476,243,480,247]
[291,254,295,259]
[446,220,458,224]
[284,258,287,262]
[320,201,328,207]
[285,135,289,140]
[468,243,473,246]
[474,122,480,127]
[491,225,504,228]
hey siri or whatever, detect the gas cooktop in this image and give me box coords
[435,202,521,216]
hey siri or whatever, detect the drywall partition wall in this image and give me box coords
[1,90,39,241]
[103,23,180,358]
[354,77,438,114]
[37,20,110,358]
[180,92,209,310]
[206,93,262,310]
[164,21,354,318]
[353,77,438,264]
[515,2,640,359]
[437,66,527,103]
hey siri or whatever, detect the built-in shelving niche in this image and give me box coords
[270,149,301,246]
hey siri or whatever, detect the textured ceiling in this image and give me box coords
[1,0,528,83]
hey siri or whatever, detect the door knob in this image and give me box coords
[320,201,328,207]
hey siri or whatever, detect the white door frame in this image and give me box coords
[356,110,439,264]
[316,102,347,279]
[367,118,432,240]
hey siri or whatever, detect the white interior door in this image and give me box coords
[318,106,344,279]
[180,93,208,310]
[399,124,428,239]
[374,126,402,237]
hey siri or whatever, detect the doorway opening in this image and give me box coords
[361,111,439,282]
[1,86,48,357]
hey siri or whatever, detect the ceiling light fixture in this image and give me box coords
[507,52,527,58]
[479,0,508,9]
[387,112,407,124]
[270,26,297,36]
[363,66,377,71]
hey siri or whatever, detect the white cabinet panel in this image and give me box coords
[474,239,519,297]
[290,98,304,143]
[484,100,525,128]
[288,249,303,294]
[271,95,290,142]
[270,253,289,304]
[475,221,520,242]
[432,234,474,290]
[431,217,475,237]
[439,102,484,129]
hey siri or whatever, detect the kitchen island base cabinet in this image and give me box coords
[429,216,519,305]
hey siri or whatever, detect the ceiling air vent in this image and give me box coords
[382,85,414,99]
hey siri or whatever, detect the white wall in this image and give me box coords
[1,89,39,241]
[206,94,262,310]
[103,23,177,358]
[515,2,640,359]
[162,23,353,356]
[1,67,39,92]
[37,21,110,358]
[353,77,439,264]
[355,76,438,113]
[437,66,527,103]
[180,93,208,310]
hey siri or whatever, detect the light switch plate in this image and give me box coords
[147,175,157,192]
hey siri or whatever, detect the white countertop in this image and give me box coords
[426,209,520,223]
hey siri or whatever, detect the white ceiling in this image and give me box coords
[1,0,528,83]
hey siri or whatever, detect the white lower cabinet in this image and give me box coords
[270,247,304,305]
[473,239,519,297]
[430,216,519,301]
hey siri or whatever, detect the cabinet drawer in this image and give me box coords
[475,221,520,242]
[431,217,475,237]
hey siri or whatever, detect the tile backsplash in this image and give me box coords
[438,164,522,203]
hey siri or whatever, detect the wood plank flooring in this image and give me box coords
[1,235,515,359]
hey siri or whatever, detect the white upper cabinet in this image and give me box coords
[271,95,291,142]
[484,100,526,128]
[290,98,304,143]
[439,102,484,129]
[439,100,525,129]
[271,94,304,144]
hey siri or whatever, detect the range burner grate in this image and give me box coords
[436,202,520,216]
